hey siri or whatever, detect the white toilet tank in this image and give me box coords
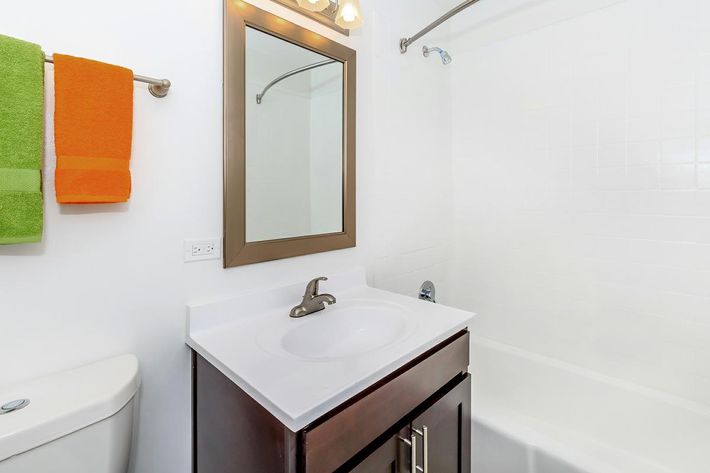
[0,355,140,473]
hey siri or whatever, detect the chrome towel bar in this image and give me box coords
[44,54,171,98]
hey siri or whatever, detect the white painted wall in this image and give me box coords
[0,1,452,472]
[449,0,710,407]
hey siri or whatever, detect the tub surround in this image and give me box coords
[186,268,474,431]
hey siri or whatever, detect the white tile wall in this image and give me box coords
[449,0,710,406]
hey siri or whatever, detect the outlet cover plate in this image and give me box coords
[184,238,222,262]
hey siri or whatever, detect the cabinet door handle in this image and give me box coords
[413,426,428,473]
[398,434,421,473]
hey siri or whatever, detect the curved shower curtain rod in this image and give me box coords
[256,59,338,104]
[399,0,483,53]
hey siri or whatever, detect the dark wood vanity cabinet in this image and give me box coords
[411,376,471,473]
[345,375,471,473]
[192,330,471,473]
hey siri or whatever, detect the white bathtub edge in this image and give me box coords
[471,335,710,418]
[470,335,710,473]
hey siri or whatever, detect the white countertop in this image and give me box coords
[186,268,475,432]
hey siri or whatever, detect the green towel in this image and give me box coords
[0,34,44,244]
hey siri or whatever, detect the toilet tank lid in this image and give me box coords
[0,354,140,462]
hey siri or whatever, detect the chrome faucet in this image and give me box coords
[289,277,336,318]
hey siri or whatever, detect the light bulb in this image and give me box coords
[335,0,363,29]
[296,0,330,12]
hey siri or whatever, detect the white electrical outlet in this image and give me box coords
[184,238,222,262]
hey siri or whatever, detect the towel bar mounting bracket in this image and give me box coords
[148,79,172,98]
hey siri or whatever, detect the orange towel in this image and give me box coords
[53,54,134,203]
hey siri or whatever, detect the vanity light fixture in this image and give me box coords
[295,0,330,12]
[335,0,363,30]
[273,0,363,34]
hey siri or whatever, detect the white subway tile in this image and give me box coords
[627,82,662,115]
[662,110,695,138]
[628,114,661,141]
[595,166,626,190]
[661,49,697,87]
[571,118,598,147]
[698,82,710,110]
[698,54,710,83]
[660,164,696,189]
[698,136,710,163]
[625,191,701,216]
[549,110,572,149]
[698,164,710,189]
[598,143,627,167]
[598,116,627,144]
[698,110,710,135]
[628,140,661,166]
[662,85,696,112]
[627,165,659,190]
[661,138,696,164]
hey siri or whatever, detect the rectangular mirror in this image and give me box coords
[246,27,344,242]
[224,1,356,267]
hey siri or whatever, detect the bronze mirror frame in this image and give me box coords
[223,0,356,268]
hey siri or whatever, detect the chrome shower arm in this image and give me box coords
[422,45,452,65]
[423,46,443,55]
[400,0,484,53]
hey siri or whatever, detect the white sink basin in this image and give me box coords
[187,268,475,431]
[280,301,411,360]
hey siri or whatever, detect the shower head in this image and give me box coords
[440,50,453,65]
[423,46,452,65]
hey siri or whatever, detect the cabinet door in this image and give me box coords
[411,375,471,473]
[347,432,403,473]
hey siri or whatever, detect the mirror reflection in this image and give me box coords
[245,27,344,243]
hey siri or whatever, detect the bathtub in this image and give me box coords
[470,336,710,473]
[474,420,586,473]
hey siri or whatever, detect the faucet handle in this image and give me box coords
[305,277,328,297]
